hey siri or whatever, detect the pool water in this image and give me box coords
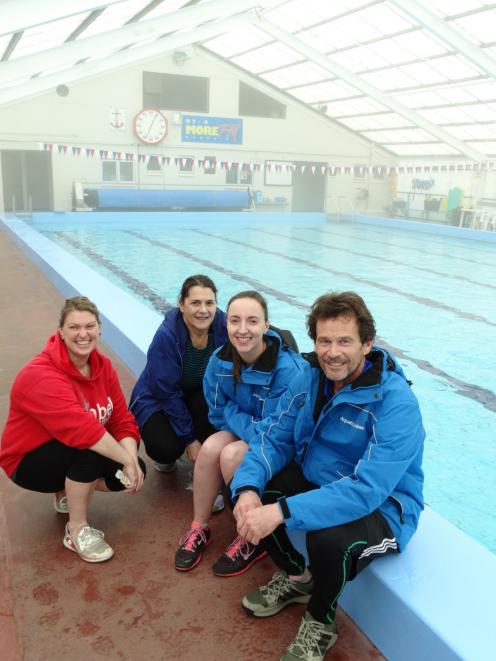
[31,213,496,554]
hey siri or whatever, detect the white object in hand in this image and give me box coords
[115,469,132,487]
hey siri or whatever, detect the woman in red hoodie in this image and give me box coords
[0,296,145,563]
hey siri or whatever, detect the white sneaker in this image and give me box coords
[212,492,225,513]
[63,523,114,563]
[53,491,69,514]
[154,461,177,473]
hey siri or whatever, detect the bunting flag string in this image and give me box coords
[39,143,496,175]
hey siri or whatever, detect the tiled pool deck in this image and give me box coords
[0,227,384,661]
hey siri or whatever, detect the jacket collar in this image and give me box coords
[217,334,279,373]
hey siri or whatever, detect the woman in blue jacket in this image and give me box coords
[174,290,304,577]
[129,275,227,472]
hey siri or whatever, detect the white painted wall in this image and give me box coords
[0,46,395,212]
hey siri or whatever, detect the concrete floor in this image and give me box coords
[0,225,384,661]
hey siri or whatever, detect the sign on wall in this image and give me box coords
[182,115,243,144]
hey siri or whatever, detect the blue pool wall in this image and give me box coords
[2,211,495,661]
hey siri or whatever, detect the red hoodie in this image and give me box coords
[0,333,139,477]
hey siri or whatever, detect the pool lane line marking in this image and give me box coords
[250,227,496,292]
[298,225,496,269]
[192,229,496,329]
[127,229,496,413]
[125,230,308,310]
[55,231,172,314]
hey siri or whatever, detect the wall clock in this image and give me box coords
[133,108,168,144]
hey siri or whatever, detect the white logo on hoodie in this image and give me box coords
[89,397,113,426]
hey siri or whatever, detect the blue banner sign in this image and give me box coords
[182,115,243,144]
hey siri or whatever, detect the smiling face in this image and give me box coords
[59,310,100,366]
[315,314,373,390]
[227,297,269,364]
[179,286,217,336]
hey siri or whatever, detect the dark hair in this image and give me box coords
[306,291,376,344]
[59,296,101,327]
[227,291,269,382]
[179,275,217,302]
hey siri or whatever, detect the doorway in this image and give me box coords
[1,150,53,211]
[291,161,327,212]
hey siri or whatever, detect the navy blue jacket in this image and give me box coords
[203,329,306,443]
[231,348,425,550]
[130,308,227,443]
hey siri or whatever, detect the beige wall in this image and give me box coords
[0,47,395,212]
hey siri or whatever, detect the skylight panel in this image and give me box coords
[8,14,89,59]
[428,55,482,81]
[399,62,446,86]
[357,39,414,68]
[232,42,301,73]
[203,25,272,57]
[419,106,474,124]
[326,97,387,116]
[340,113,410,131]
[299,23,354,51]
[331,13,383,43]
[429,1,487,19]
[262,62,328,88]
[434,87,478,104]
[447,124,496,140]
[290,79,358,103]
[79,0,150,39]
[454,9,496,45]
[464,82,496,102]
[462,104,496,122]
[390,31,447,59]
[357,4,412,34]
[469,141,496,154]
[144,0,194,20]
[364,128,436,143]
[264,0,336,32]
[395,89,462,108]
[362,68,418,91]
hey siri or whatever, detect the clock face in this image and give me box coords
[134,108,168,144]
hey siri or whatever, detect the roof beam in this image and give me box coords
[0,0,280,87]
[255,17,485,162]
[0,1,125,36]
[389,0,496,80]
[0,13,251,107]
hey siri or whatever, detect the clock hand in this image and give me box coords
[145,113,157,138]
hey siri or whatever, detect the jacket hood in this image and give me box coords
[42,333,106,381]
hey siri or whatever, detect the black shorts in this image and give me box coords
[12,439,147,493]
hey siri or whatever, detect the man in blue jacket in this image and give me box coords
[231,291,425,661]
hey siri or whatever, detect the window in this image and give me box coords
[147,156,162,172]
[240,165,253,185]
[239,82,286,119]
[178,156,194,174]
[226,164,238,184]
[143,72,209,112]
[204,155,216,174]
[102,161,134,182]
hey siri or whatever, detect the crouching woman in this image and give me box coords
[0,296,146,563]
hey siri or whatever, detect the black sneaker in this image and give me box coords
[175,523,211,572]
[212,535,267,577]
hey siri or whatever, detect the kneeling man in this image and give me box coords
[232,291,424,661]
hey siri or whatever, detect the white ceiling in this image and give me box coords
[1,0,495,161]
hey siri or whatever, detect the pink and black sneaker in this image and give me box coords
[212,535,267,577]
[175,523,211,572]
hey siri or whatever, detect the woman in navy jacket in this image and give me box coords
[129,275,227,471]
[174,291,305,577]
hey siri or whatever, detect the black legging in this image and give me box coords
[140,387,216,464]
[259,462,398,624]
[12,439,147,493]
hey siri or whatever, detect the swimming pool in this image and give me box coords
[19,212,496,554]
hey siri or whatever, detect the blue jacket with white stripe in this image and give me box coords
[203,328,306,444]
[231,347,425,550]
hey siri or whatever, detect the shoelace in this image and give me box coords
[225,536,253,561]
[261,572,298,605]
[179,526,208,551]
[74,526,105,552]
[289,618,330,656]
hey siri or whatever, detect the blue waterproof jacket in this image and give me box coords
[231,348,425,550]
[129,308,227,443]
[204,329,305,444]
